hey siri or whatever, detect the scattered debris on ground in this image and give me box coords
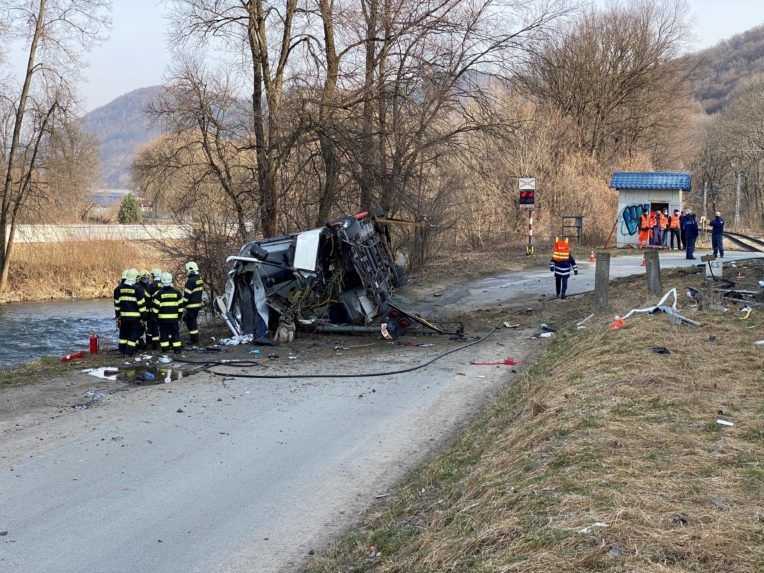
[305,262,764,573]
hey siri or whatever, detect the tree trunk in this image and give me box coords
[246,1,272,238]
[0,0,46,291]
[359,0,378,210]
[316,0,340,225]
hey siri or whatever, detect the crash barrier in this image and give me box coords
[4,224,190,244]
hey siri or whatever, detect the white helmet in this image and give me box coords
[151,268,162,281]
[160,272,173,287]
[124,269,139,285]
[185,261,199,274]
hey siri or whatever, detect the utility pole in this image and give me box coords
[735,171,742,228]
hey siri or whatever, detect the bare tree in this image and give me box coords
[170,0,308,237]
[521,0,690,163]
[0,0,110,290]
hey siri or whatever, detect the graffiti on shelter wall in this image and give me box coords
[621,204,650,236]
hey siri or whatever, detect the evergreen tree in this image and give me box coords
[118,193,142,224]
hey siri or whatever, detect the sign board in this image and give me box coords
[518,177,536,208]
[518,177,536,190]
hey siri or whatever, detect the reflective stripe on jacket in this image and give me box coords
[183,274,205,309]
[549,256,577,277]
[552,238,570,262]
[153,287,185,321]
[114,285,147,319]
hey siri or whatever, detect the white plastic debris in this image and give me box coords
[220,334,254,346]
[579,522,608,534]
[622,288,700,327]
[539,332,554,338]
[716,419,734,427]
[158,355,173,364]
[576,314,594,328]
[82,367,118,381]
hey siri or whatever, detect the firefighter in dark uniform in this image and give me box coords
[130,269,148,350]
[113,270,129,354]
[154,272,185,353]
[142,268,161,350]
[114,269,148,356]
[182,261,205,345]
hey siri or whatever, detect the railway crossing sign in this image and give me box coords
[519,177,536,208]
[517,177,536,255]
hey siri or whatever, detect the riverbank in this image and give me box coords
[0,241,167,303]
[306,265,764,572]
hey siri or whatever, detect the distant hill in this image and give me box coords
[81,86,163,188]
[683,25,764,114]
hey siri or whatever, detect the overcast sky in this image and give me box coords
[5,0,764,113]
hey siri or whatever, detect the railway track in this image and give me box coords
[722,230,764,253]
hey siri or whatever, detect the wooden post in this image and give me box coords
[593,250,610,312]
[645,250,662,295]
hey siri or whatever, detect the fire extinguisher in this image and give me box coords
[89,334,99,354]
[61,351,85,363]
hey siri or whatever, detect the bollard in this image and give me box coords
[644,250,662,295]
[593,250,611,313]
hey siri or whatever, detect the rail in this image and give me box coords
[721,230,764,253]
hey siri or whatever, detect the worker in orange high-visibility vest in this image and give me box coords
[549,237,578,299]
[639,211,650,247]
[649,210,659,246]
[659,210,669,247]
[668,209,682,250]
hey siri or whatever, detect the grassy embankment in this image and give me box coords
[1,241,167,303]
[307,263,764,572]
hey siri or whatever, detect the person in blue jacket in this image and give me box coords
[682,209,699,260]
[710,211,725,258]
[550,237,578,299]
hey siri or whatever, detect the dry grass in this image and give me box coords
[1,241,168,303]
[306,264,764,572]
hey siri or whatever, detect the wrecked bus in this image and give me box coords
[215,212,413,343]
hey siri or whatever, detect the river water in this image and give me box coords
[0,298,117,368]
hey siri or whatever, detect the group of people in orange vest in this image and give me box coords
[638,208,684,251]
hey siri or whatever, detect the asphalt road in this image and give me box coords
[1,248,760,573]
[415,250,762,312]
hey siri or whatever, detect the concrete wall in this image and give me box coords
[616,189,683,247]
[4,224,190,244]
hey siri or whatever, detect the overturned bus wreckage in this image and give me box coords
[215,212,461,343]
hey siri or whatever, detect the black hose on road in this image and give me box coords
[201,327,499,380]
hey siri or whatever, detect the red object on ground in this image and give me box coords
[354,211,369,220]
[89,334,99,354]
[60,351,86,363]
[471,357,522,366]
[609,317,625,330]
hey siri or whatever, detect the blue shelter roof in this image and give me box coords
[610,171,691,192]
